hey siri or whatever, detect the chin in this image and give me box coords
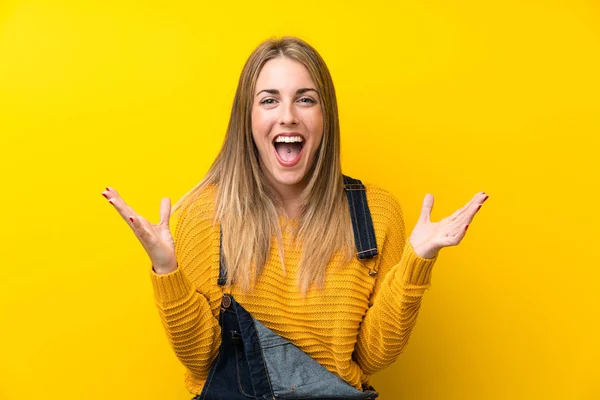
[271,168,308,187]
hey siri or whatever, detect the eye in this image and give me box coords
[298,97,316,104]
[260,98,277,105]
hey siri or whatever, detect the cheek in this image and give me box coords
[308,111,324,144]
[250,110,273,161]
[251,108,274,137]
[250,108,260,134]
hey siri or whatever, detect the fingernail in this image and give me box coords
[106,187,111,191]
[465,224,469,231]
[477,204,482,211]
[108,199,113,205]
[129,217,134,223]
[484,195,489,201]
[102,193,108,199]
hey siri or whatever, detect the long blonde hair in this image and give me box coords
[173,36,354,294]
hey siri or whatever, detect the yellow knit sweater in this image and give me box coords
[150,183,438,394]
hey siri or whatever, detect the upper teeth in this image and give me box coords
[274,136,304,143]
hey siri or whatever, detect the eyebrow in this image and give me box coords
[256,88,319,97]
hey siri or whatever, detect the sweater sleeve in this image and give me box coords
[353,188,438,375]
[149,194,222,384]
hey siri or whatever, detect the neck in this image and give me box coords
[278,186,304,219]
[265,176,307,220]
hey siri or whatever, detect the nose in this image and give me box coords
[279,101,298,126]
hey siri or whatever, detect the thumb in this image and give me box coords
[419,193,434,223]
[159,197,172,226]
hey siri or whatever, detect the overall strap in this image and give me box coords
[342,175,379,260]
[217,175,379,286]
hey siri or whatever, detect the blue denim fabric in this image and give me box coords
[342,176,379,260]
[194,294,379,400]
[253,316,378,399]
[195,175,379,399]
[194,294,272,399]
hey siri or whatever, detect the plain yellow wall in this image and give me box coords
[1,0,598,399]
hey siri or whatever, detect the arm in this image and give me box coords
[354,186,488,375]
[353,190,438,375]
[149,197,221,381]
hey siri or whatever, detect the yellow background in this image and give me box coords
[1,0,599,398]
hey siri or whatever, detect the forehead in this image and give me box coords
[255,57,315,92]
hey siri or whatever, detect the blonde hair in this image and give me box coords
[172,36,354,295]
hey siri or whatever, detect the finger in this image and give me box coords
[102,186,121,204]
[103,186,140,225]
[451,192,487,220]
[419,193,434,223]
[103,187,132,213]
[103,188,161,254]
[453,192,485,216]
[131,215,157,248]
[450,211,480,238]
[451,207,476,228]
[456,192,490,225]
[159,197,171,226]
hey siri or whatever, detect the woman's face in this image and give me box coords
[251,57,324,194]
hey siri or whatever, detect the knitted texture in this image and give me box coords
[150,183,438,394]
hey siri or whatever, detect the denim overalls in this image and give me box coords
[192,176,380,400]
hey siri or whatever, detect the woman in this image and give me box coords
[102,37,488,399]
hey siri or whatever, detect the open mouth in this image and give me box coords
[272,135,305,166]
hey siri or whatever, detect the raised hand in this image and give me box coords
[409,192,489,259]
[102,187,178,274]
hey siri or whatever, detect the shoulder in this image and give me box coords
[361,182,404,219]
[360,181,406,237]
[173,184,218,243]
[173,184,220,289]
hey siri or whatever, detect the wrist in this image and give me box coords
[411,243,439,259]
[152,262,178,275]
